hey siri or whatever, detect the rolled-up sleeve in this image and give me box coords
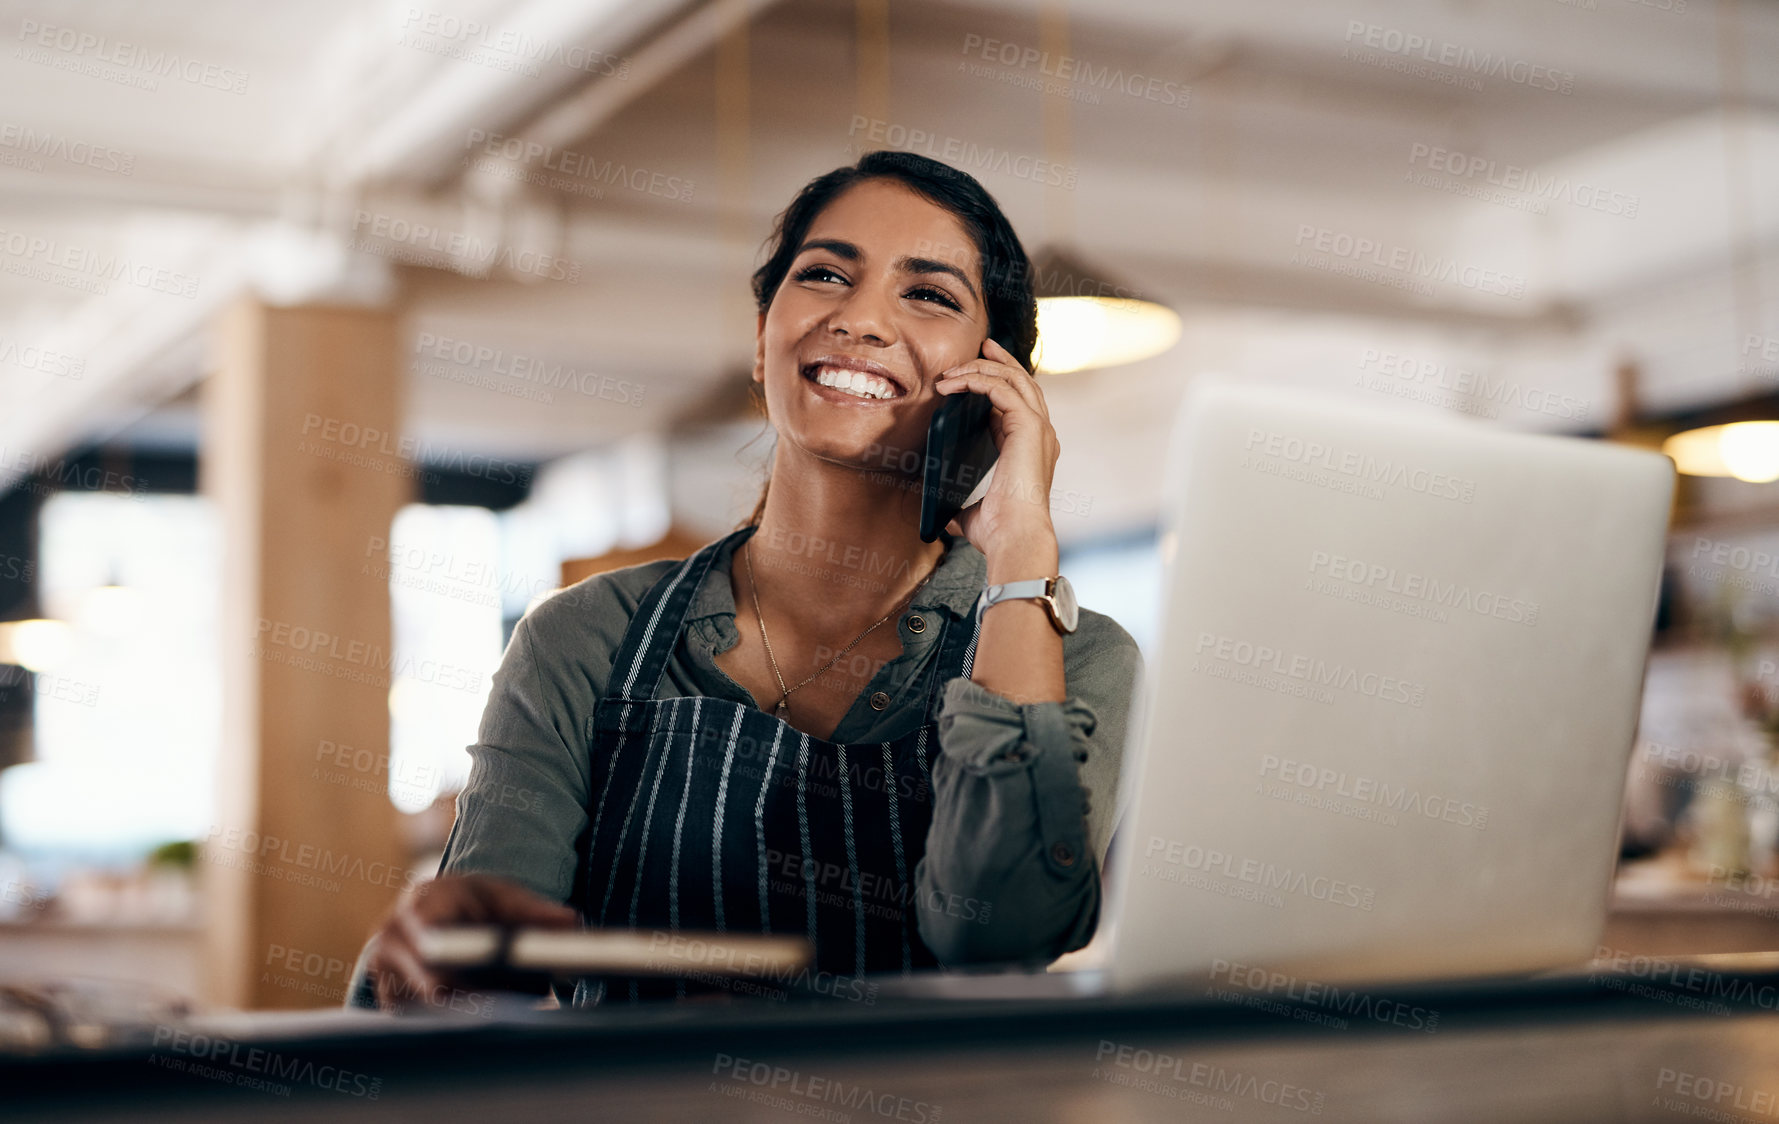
[914,609,1142,967]
[345,584,619,1009]
[434,609,594,903]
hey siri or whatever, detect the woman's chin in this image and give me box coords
[788,425,922,471]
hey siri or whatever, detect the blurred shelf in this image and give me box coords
[0,916,204,1003]
[1605,851,1779,955]
[0,917,200,934]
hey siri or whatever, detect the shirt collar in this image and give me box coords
[685,525,987,624]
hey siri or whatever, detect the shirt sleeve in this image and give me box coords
[344,580,624,1009]
[913,607,1143,967]
[434,607,600,899]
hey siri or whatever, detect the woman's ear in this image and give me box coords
[752,311,767,384]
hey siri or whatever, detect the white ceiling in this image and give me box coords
[1,0,1776,541]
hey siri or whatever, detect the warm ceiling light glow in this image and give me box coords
[0,619,77,672]
[1720,423,1779,483]
[1034,296,1182,375]
[1663,422,1779,483]
[1661,426,1726,477]
[1026,247,1181,375]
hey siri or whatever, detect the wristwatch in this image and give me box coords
[974,574,1079,635]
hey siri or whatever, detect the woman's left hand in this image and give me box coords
[934,337,1060,565]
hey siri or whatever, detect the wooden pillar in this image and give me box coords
[200,298,410,1009]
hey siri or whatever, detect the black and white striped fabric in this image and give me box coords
[571,525,980,1005]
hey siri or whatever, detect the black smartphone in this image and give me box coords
[918,388,998,543]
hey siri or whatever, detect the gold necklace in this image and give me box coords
[743,537,943,721]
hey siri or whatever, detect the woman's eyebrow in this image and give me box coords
[795,237,860,261]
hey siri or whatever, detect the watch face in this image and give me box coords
[1052,575,1080,631]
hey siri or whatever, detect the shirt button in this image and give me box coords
[869,691,891,711]
[1051,842,1076,867]
[906,614,926,634]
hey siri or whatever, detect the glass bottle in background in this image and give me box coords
[1690,773,1752,878]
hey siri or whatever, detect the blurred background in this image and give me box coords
[0,0,1775,1017]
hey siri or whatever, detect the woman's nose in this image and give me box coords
[828,283,896,345]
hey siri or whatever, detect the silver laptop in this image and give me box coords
[1098,379,1674,991]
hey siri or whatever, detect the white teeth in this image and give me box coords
[812,365,897,400]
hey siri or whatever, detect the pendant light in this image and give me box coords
[1661,19,1774,485]
[1023,5,1178,376]
[1663,422,1779,484]
[1029,248,1182,375]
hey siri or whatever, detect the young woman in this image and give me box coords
[353,151,1142,1009]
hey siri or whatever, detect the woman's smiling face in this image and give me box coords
[754,177,991,473]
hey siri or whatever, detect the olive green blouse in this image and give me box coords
[347,528,1141,1006]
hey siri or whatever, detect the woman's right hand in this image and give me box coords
[366,873,579,1011]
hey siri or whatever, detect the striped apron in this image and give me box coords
[570,525,981,1005]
